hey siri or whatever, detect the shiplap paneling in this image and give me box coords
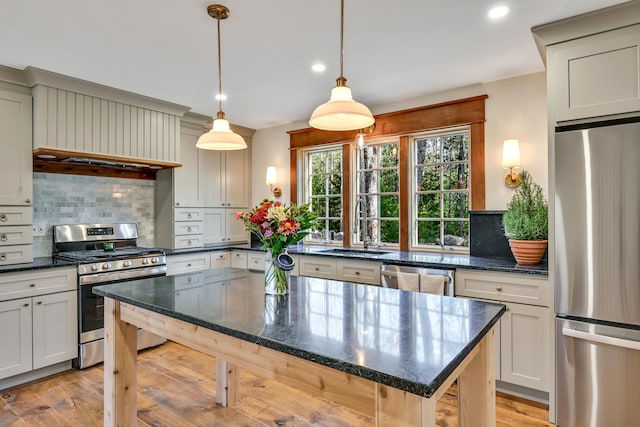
[33,86,180,163]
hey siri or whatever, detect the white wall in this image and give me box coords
[252,72,548,210]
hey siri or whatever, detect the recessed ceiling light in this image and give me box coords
[311,63,326,73]
[215,93,227,101]
[488,5,509,20]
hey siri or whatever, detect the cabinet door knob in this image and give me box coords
[176,202,181,206]
[0,234,6,241]
[315,267,320,271]
[496,286,502,291]
[187,213,192,219]
[0,253,6,261]
[0,214,6,222]
[25,198,31,204]
[30,283,35,288]
[187,263,192,267]
[355,271,361,275]
[187,240,192,246]
[23,303,29,307]
[36,301,43,305]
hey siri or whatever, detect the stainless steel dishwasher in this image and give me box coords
[381,264,454,296]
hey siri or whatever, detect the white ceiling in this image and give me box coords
[0,0,628,130]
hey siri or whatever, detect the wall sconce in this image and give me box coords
[502,139,521,188]
[353,123,376,149]
[266,166,282,198]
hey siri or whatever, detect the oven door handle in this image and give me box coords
[562,327,640,351]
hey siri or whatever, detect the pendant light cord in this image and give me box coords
[339,0,344,80]
[217,14,223,115]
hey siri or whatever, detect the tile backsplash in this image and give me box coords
[33,173,155,257]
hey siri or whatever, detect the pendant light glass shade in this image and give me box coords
[198,4,246,151]
[310,84,375,131]
[196,115,247,150]
[309,0,374,131]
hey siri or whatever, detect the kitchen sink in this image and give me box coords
[317,248,392,256]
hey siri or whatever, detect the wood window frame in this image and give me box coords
[289,95,487,249]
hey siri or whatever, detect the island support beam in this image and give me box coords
[215,359,239,406]
[104,298,139,427]
[458,328,496,426]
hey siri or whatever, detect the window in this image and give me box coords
[355,140,400,246]
[412,128,470,250]
[305,147,343,242]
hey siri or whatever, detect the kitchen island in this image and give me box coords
[94,268,505,426]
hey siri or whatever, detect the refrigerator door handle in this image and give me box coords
[562,327,640,351]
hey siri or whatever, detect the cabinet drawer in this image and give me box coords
[247,252,265,272]
[173,222,203,236]
[0,266,76,301]
[0,207,33,226]
[174,273,204,290]
[231,251,248,269]
[166,253,211,276]
[299,256,337,280]
[455,269,549,307]
[0,226,32,246]
[0,245,33,266]
[174,208,203,222]
[211,251,231,269]
[338,260,381,286]
[173,235,203,250]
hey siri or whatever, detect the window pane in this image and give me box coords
[443,164,468,190]
[416,165,441,191]
[416,194,440,218]
[443,220,469,247]
[415,137,441,164]
[380,144,399,168]
[359,145,378,169]
[380,220,399,244]
[311,197,326,217]
[380,169,398,192]
[328,219,342,233]
[417,221,440,245]
[443,192,468,218]
[359,171,377,194]
[380,195,399,217]
[328,150,342,171]
[442,133,469,163]
[311,152,326,172]
[328,174,341,195]
[311,174,326,194]
[328,196,342,218]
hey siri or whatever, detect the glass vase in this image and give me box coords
[265,248,290,295]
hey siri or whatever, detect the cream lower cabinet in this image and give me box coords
[167,251,231,276]
[455,269,551,393]
[0,267,77,380]
[298,255,381,286]
[203,208,249,246]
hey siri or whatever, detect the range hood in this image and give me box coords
[33,148,182,180]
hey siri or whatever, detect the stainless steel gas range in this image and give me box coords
[53,223,167,369]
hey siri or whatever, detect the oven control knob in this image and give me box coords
[123,260,132,267]
[91,264,99,272]
[151,257,159,264]
[142,258,149,265]
[102,263,112,270]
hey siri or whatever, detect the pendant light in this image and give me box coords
[197,4,247,150]
[309,0,375,131]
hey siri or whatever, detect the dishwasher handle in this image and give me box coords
[381,269,450,283]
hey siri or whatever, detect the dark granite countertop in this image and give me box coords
[167,244,548,276]
[94,268,505,398]
[0,257,76,274]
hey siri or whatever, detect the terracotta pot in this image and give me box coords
[508,239,548,265]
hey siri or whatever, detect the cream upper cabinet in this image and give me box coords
[549,25,640,123]
[533,3,640,124]
[174,123,204,208]
[0,89,32,206]
[202,148,250,208]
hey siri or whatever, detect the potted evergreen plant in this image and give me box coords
[502,170,548,265]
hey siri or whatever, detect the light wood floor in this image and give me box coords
[1,341,556,426]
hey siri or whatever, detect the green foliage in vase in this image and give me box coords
[502,170,548,241]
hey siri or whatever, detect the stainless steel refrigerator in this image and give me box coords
[555,120,640,427]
